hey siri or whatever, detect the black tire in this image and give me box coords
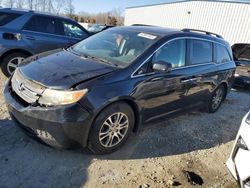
[207,85,226,113]
[88,102,135,154]
[1,52,29,77]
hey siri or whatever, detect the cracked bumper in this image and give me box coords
[4,82,93,148]
[227,112,250,188]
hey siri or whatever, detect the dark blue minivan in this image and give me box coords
[0,8,89,76]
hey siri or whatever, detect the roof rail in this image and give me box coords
[131,24,156,27]
[0,8,34,12]
[182,28,223,39]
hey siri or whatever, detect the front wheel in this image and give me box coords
[88,102,135,154]
[1,52,28,77]
[207,85,226,113]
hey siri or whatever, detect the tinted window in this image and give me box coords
[191,40,213,64]
[0,12,22,26]
[152,39,186,68]
[216,44,231,63]
[24,15,59,35]
[59,20,88,39]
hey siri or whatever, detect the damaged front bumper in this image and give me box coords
[4,80,93,148]
[227,112,250,188]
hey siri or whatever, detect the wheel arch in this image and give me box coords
[0,49,33,63]
[220,82,229,100]
[92,98,142,133]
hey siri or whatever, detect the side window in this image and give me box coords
[190,40,213,65]
[0,12,23,26]
[59,20,88,39]
[134,58,152,75]
[216,44,231,63]
[152,39,186,68]
[24,15,59,35]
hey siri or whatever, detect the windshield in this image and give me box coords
[72,29,158,67]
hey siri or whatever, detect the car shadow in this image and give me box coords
[99,89,250,160]
[0,118,91,188]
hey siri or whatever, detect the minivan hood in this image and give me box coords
[19,49,117,89]
[232,43,250,63]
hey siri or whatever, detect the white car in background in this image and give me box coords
[227,111,250,188]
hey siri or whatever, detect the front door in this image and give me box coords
[132,39,190,122]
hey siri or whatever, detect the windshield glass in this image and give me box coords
[72,29,159,67]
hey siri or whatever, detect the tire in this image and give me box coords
[1,52,29,77]
[88,102,135,154]
[207,85,226,113]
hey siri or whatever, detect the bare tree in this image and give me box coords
[16,0,24,8]
[65,0,74,17]
[4,0,15,8]
[109,8,124,26]
[27,0,33,10]
[53,0,65,14]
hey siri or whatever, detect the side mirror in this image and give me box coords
[152,61,172,73]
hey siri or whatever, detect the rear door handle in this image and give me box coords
[181,76,198,83]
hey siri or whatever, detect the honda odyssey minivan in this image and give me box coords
[4,26,236,154]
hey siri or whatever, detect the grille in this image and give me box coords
[11,69,45,104]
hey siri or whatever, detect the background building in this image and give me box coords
[125,0,250,45]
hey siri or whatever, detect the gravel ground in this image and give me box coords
[0,71,249,188]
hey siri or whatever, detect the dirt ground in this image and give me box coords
[0,71,249,188]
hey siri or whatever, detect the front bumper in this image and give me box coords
[4,81,93,148]
[227,112,250,188]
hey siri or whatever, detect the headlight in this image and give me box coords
[237,137,249,151]
[234,73,239,77]
[38,88,88,106]
[246,112,250,125]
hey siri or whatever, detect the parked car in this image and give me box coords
[227,111,250,188]
[87,24,114,34]
[0,8,90,77]
[232,43,250,87]
[4,26,236,154]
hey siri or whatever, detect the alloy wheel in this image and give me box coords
[7,57,24,75]
[211,88,223,110]
[99,112,129,148]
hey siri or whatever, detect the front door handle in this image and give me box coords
[25,36,35,40]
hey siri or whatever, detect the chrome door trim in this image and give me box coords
[131,36,230,78]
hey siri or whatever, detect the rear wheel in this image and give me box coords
[88,102,135,154]
[207,85,226,113]
[1,52,28,77]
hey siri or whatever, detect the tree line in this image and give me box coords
[0,0,124,25]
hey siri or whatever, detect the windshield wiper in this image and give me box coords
[67,47,82,57]
[85,55,118,67]
[67,48,119,67]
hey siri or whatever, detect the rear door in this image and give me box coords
[184,39,217,105]
[216,43,235,86]
[21,15,70,54]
